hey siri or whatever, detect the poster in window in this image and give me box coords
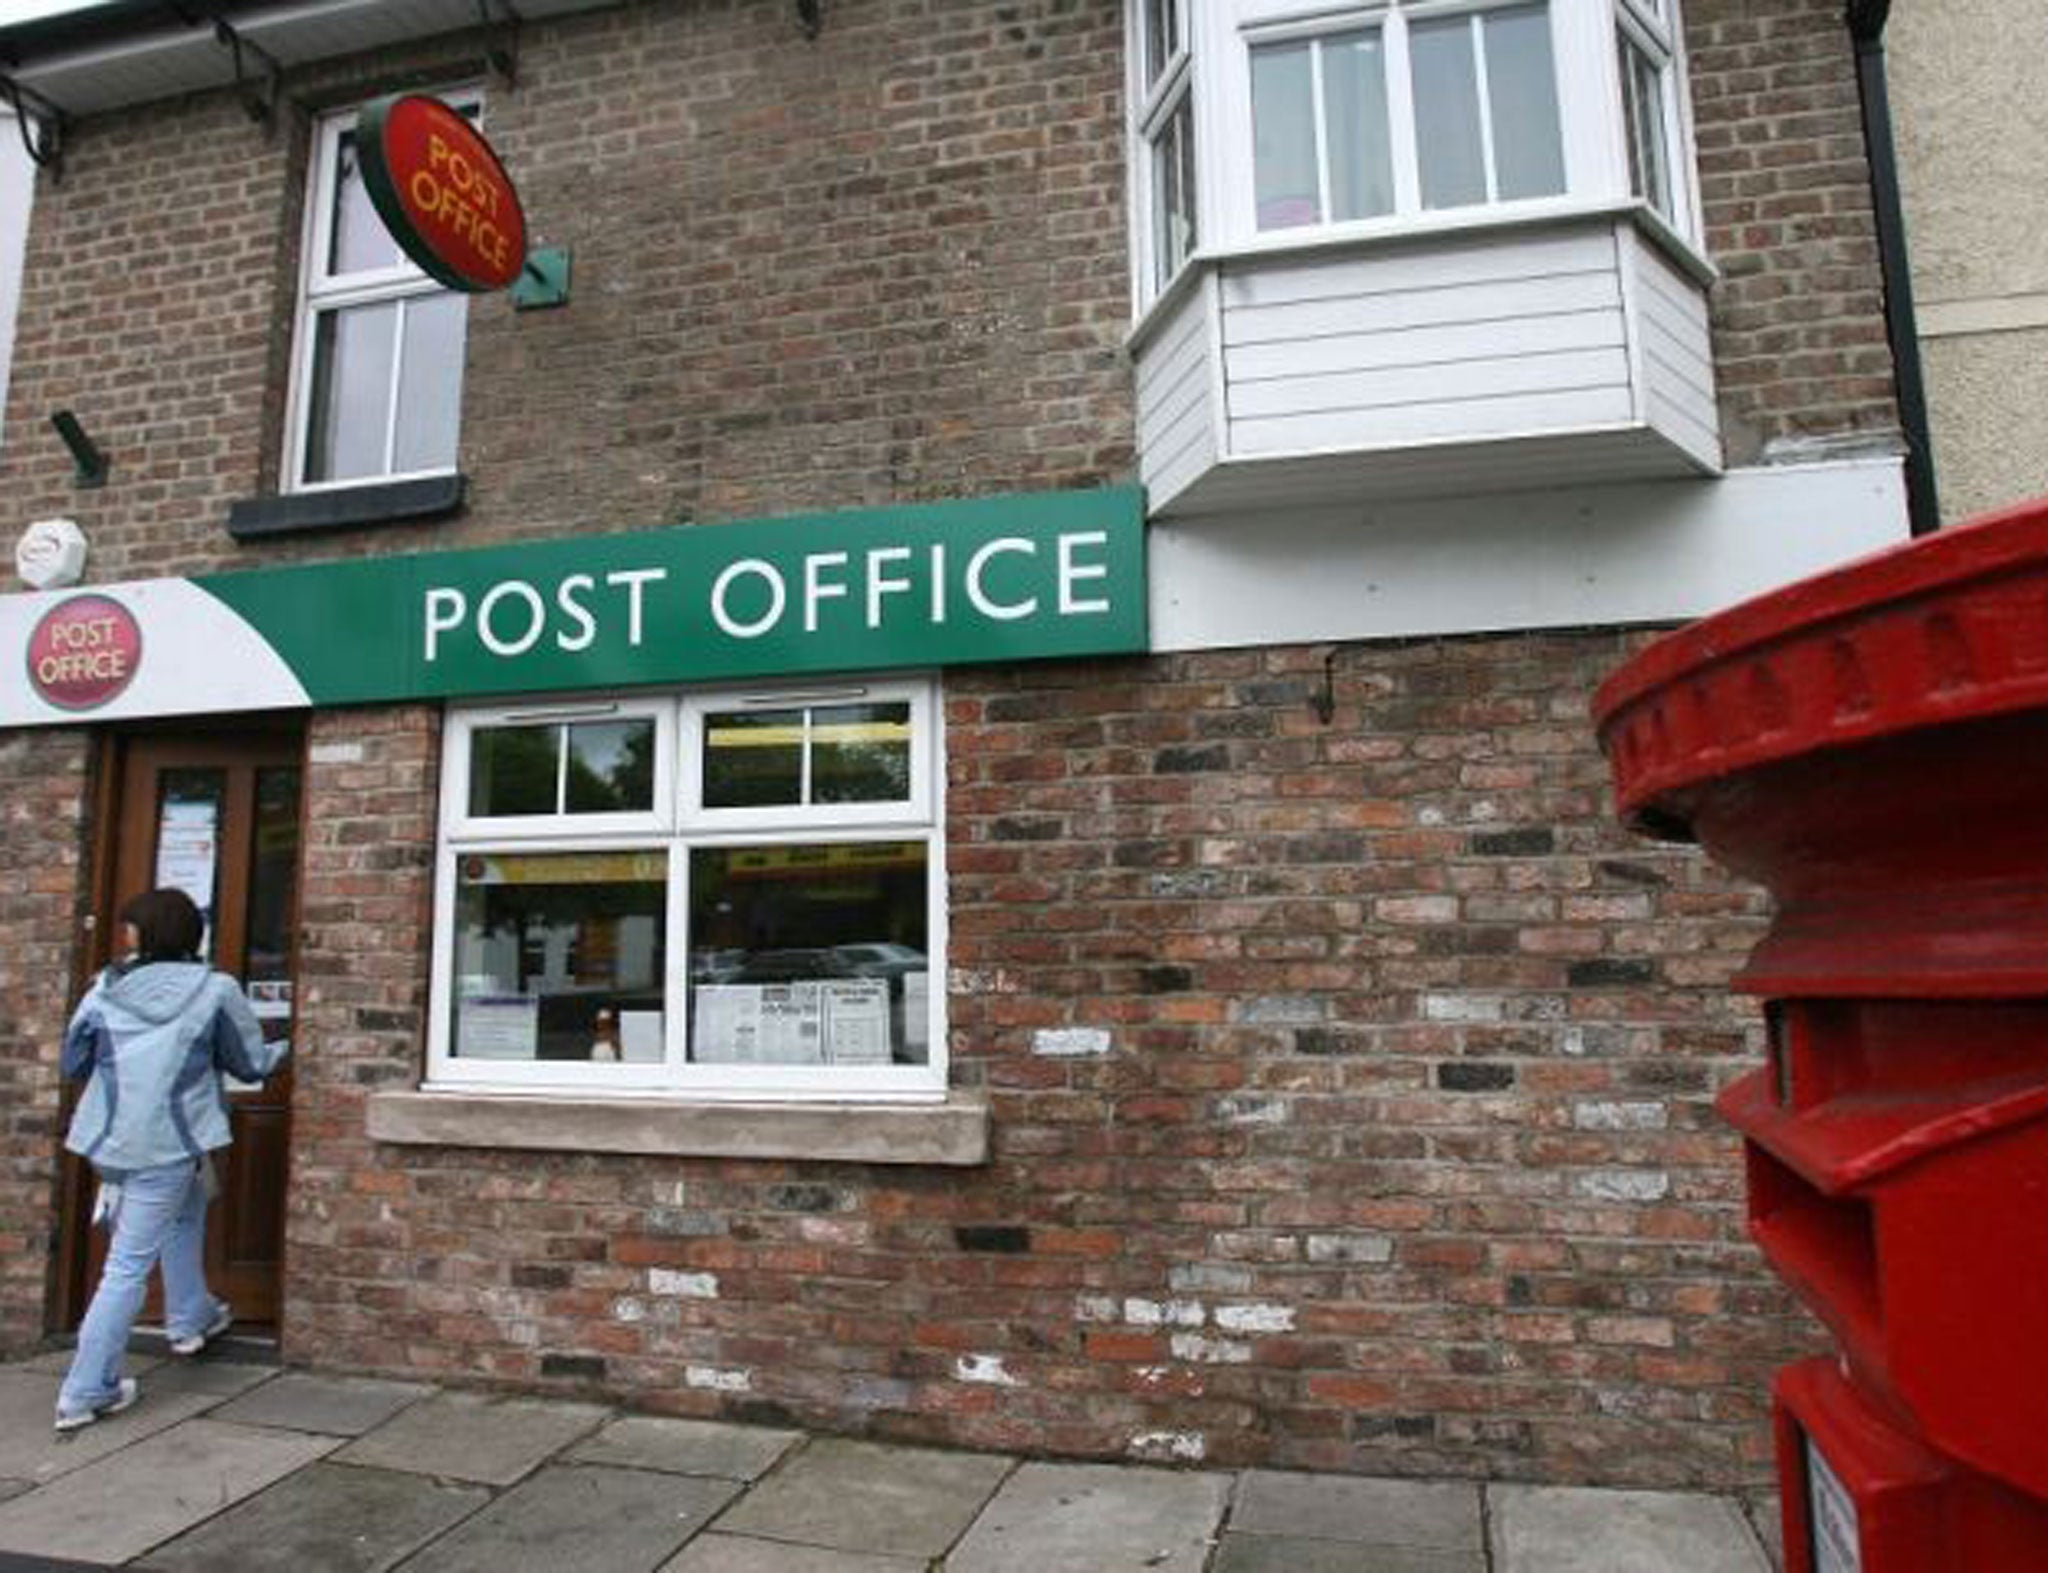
[457,995,540,1060]
[821,980,890,1065]
[902,971,929,1060]
[155,799,219,914]
[694,983,841,1065]
[619,1009,663,1064]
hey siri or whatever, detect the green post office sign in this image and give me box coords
[0,489,1147,727]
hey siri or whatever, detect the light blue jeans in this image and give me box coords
[58,1158,220,1416]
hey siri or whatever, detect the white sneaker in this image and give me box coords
[168,1301,233,1357]
[54,1376,139,1432]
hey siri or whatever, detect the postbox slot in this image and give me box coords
[1747,1145,1881,1360]
[1789,998,2048,1109]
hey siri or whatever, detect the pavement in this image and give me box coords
[0,1346,1784,1572]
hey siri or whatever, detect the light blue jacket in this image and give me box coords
[62,962,288,1176]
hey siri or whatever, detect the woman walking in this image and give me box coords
[54,888,288,1430]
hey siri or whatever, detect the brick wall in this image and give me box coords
[285,706,443,1358]
[0,729,93,1351]
[1688,0,1902,464]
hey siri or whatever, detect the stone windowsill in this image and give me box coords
[366,1087,989,1166]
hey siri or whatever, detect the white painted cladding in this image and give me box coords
[1133,214,1722,514]
[1133,282,1220,510]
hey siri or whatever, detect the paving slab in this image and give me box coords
[1212,1534,1484,1573]
[10,1352,164,1378]
[716,1438,1013,1559]
[208,1373,434,1436]
[0,1369,230,1487]
[334,1390,610,1487]
[1489,1486,1771,1573]
[132,1462,488,1573]
[0,1417,339,1565]
[1233,1471,1484,1552]
[568,1416,801,1481]
[395,1463,739,1573]
[0,1483,31,1506]
[0,1552,119,1571]
[131,1360,279,1401]
[660,1536,926,1573]
[947,1461,1231,1573]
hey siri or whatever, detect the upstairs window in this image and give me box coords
[1617,0,1682,227]
[1134,0,1198,295]
[286,96,475,491]
[1249,3,1563,233]
[1130,0,1700,309]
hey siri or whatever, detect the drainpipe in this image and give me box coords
[1846,0,1942,535]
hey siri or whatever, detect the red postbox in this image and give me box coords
[1595,497,2048,1571]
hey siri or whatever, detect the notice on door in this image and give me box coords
[155,798,218,912]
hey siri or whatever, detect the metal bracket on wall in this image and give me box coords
[476,0,521,87]
[0,75,65,182]
[796,0,823,39]
[510,244,572,310]
[212,19,281,129]
[50,410,109,490]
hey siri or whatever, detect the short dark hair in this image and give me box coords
[120,889,204,962]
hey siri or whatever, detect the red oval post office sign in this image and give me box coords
[27,594,142,711]
[357,94,527,293]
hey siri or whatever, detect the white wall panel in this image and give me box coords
[1148,458,1909,650]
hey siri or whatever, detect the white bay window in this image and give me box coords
[1128,0,1719,513]
[430,680,945,1100]
[1132,0,1703,306]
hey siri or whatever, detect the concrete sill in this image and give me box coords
[366,1088,989,1166]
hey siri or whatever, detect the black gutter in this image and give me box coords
[1846,0,1941,536]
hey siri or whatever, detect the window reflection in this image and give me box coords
[689,842,929,1065]
[469,719,654,817]
[450,850,667,1063]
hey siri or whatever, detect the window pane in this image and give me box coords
[1151,96,1197,292]
[470,724,559,817]
[1143,0,1179,88]
[304,302,396,484]
[1325,30,1395,222]
[1486,5,1565,200]
[704,709,803,807]
[451,851,667,1063]
[1411,17,1487,210]
[689,842,930,1066]
[1252,43,1320,230]
[328,129,404,276]
[1621,34,1672,218]
[812,703,912,804]
[246,767,301,988]
[154,770,224,963]
[392,291,467,474]
[565,719,655,813]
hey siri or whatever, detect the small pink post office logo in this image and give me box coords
[27,594,142,711]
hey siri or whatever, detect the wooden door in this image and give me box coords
[61,726,304,1333]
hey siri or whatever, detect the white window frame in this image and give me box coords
[282,92,478,494]
[427,676,947,1102]
[1129,0,1200,303]
[1130,0,1704,309]
[1614,0,1696,240]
